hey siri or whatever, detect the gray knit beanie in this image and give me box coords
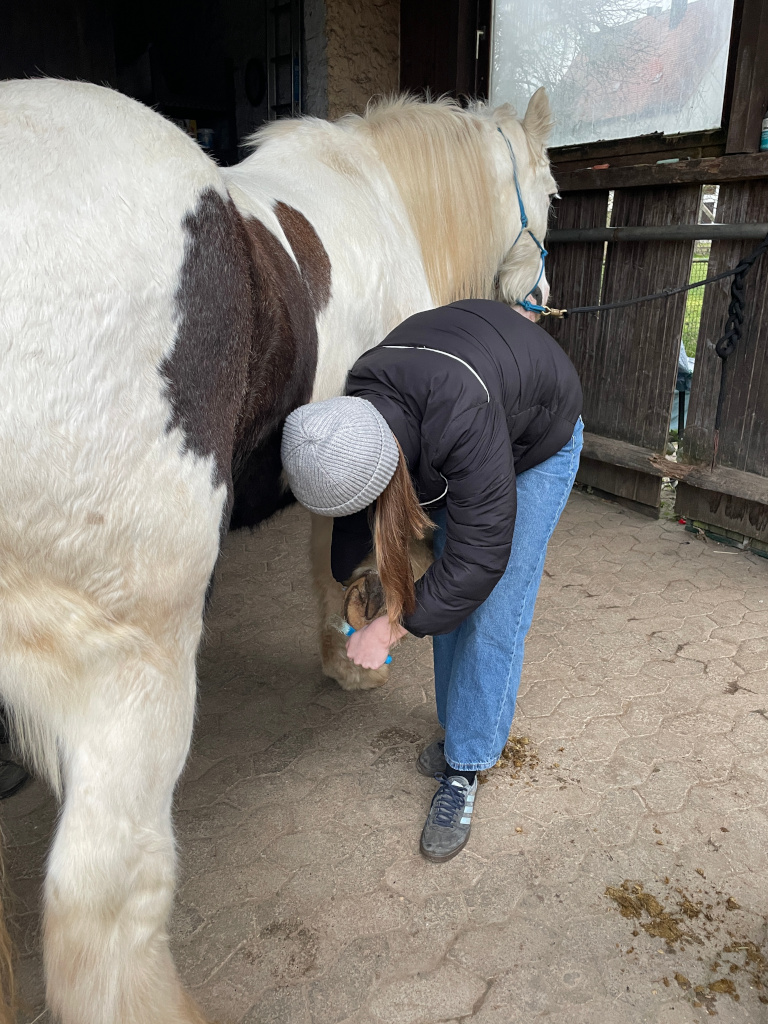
[281,397,399,517]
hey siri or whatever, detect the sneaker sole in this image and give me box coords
[419,829,471,862]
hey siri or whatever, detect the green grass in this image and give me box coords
[681,258,709,358]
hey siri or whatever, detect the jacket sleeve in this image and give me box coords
[331,507,374,584]
[404,401,516,637]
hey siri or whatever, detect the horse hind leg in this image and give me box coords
[42,625,208,1024]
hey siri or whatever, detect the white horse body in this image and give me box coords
[0,77,554,1022]
[223,120,434,403]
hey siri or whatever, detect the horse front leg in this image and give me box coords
[43,633,207,1024]
[309,513,390,690]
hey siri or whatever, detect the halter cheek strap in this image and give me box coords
[497,127,549,315]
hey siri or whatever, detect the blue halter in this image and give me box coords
[497,127,548,314]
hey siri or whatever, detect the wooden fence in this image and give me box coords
[545,170,768,550]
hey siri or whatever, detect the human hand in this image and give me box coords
[346,615,407,670]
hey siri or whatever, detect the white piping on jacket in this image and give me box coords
[381,345,490,403]
[419,475,448,507]
[380,345,490,509]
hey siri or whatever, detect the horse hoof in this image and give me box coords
[320,629,390,690]
[333,663,390,691]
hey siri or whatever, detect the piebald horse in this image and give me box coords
[0,79,555,1023]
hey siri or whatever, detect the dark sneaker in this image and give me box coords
[420,774,477,862]
[417,740,447,777]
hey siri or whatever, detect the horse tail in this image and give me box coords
[0,844,15,1024]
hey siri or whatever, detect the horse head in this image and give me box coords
[489,88,557,317]
[354,90,557,316]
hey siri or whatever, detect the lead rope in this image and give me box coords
[550,228,768,467]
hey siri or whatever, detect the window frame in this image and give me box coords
[486,0,767,173]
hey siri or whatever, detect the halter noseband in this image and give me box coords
[497,127,552,316]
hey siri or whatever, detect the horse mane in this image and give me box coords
[248,95,518,307]
[346,95,507,306]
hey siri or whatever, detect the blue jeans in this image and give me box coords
[431,418,583,771]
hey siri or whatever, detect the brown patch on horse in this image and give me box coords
[274,201,332,312]
[161,189,255,493]
[162,188,324,528]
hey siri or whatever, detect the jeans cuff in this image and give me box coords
[445,755,499,772]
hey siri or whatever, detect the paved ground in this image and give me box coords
[6,489,768,1023]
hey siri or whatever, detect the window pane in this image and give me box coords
[492,0,735,148]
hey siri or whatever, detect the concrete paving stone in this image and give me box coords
[572,716,630,761]
[197,914,328,1022]
[265,829,363,873]
[383,850,485,900]
[308,936,389,1024]
[620,701,665,737]
[225,769,319,815]
[636,762,700,814]
[556,691,627,722]
[373,923,458,988]
[313,890,416,946]
[733,636,768,673]
[617,726,695,765]
[706,601,749,627]
[176,755,255,811]
[174,799,246,842]
[581,787,648,847]
[688,734,738,784]
[241,984,312,1024]
[181,807,297,875]
[179,859,291,920]
[367,963,487,1024]
[742,589,768,612]
[725,712,768,755]
[172,900,260,988]
[464,854,537,924]
[664,707,737,738]
[676,638,740,663]
[516,678,568,718]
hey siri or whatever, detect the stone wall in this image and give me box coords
[324,0,400,118]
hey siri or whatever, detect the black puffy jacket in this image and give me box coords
[332,299,583,637]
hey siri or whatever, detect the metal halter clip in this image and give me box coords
[540,306,568,318]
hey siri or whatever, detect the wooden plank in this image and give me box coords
[684,180,768,476]
[554,152,768,193]
[582,432,665,475]
[587,185,700,458]
[578,432,768,505]
[544,191,609,396]
[550,131,726,174]
[676,484,768,544]
[577,459,661,513]
[652,459,768,506]
[724,0,768,154]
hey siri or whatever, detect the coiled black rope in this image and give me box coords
[558,229,768,466]
[711,230,768,464]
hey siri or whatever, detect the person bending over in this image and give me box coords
[281,299,583,861]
